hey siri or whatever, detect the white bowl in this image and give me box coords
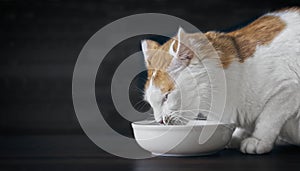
[132,120,235,156]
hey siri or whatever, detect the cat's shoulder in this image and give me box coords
[267,7,300,21]
[272,7,300,14]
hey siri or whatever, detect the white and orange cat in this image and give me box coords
[141,8,300,154]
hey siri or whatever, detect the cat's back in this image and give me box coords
[269,7,300,44]
[257,8,300,70]
[226,7,300,66]
[245,8,300,71]
[271,7,300,24]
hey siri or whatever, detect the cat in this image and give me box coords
[141,7,300,154]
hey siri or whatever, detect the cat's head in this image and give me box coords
[141,28,213,124]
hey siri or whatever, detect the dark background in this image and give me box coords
[2,0,300,136]
[1,0,300,170]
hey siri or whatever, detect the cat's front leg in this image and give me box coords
[240,84,300,154]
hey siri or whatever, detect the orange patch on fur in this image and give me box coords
[205,32,239,68]
[144,11,287,89]
[205,15,286,68]
[145,69,175,93]
[144,39,177,93]
[146,40,174,70]
[228,15,286,61]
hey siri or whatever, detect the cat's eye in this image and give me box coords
[163,93,169,102]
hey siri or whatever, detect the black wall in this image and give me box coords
[1,0,300,135]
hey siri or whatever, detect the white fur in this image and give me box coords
[227,11,300,153]
[143,10,300,154]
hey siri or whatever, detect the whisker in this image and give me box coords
[138,101,150,111]
[133,86,145,94]
[133,99,146,108]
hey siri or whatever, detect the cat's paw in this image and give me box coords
[240,137,273,154]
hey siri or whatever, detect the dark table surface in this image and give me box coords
[1,135,299,171]
[2,2,300,171]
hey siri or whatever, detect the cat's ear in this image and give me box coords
[141,40,160,63]
[169,27,194,66]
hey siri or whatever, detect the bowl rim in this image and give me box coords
[132,120,236,130]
